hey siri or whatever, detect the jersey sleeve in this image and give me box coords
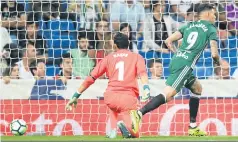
[208,26,218,41]
[90,57,108,79]
[178,24,188,36]
[81,57,108,89]
[136,55,147,76]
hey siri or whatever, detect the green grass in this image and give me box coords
[1,136,238,141]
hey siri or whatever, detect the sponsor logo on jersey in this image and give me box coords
[176,51,189,59]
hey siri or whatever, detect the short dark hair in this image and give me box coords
[114,32,129,49]
[151,0,159,11]
[119,23,133,50]
[197,3,215,15]
[26,40,35,47]
[78,31,94,40]
[27,12,39,26]
[29,59,45,75]
[3,64,19,77]
[96,18,109,28]
[3,43,21,65]
[21,40,35,57]
[77,31,95,49]
[60,52,72,64]
[187,3,200,16]
[148,59,162,68]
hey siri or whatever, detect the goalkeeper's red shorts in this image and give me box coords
[104,91,139,137]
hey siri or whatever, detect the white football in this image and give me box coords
[10,119,27,136]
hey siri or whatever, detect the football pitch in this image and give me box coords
[1,136,238,141]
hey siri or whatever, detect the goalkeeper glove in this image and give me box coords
[66,92,81,111]
[141,84,150,102]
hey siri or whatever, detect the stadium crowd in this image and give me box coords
[0,0,237,84]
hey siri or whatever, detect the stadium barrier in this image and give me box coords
[1,99,238,136]
[1,80,238,99]
[0,80,238,136]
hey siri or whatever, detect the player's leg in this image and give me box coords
[104,92,120,138]
[117,94,139,138]
[185,76,207,136]
[119,110,139,138]
[107,109,118,138]
[139,66,192,115]
[131,66,192,132]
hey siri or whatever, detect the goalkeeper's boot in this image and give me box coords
[117,121,132,138]
[130,110,141,134]
[188,126,207,136]
[106,129,117,139]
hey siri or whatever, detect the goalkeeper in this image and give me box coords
[66,33,150,138]
[130,4,221,137]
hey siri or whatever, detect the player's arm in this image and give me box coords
[210,40,221,66]
[66,58,108,111]
[165,31,183,52]
[209,26,221,66]
[136,55,150,102]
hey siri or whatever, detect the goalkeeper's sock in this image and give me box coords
[189,95,200,128]
[139,94,166,115]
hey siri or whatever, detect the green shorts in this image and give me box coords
[165,65,196,93]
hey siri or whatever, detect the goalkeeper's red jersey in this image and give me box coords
[87,49,147,97]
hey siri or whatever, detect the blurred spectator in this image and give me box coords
[16,41,37,79]
[93,19,112,64]
[29,0,78,24]
[0,27,12,76]
[19,14,47,56]
[207,2,233,49]
[213,2,227,28]
[1,43,21,77]
[2,64,19,84]
[71,32,95,78]
[1,1,27,36]
[58,1,78,28]
[143,0,179,53]
[5,64,19,79]
[120,23,137,52]
[29,59,46,80]
[232,68,238,79]
[68,0,81,13]
[226,0,238,35]
[209,59,234,80]
[140,0,151,13]
[0,27,12,50]
[95,18,111,49]
[72,0,106,30]
[95,34,115,65]
[104,34,116,55]
[30,1,59,21]
[110,0,145,38]
[2,43,21,68]
[186,3,200,22]
[148,59,163,79]
[55,53,73,81]
[169,0,200,22]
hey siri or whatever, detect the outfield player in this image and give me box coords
[66,33,150,138]
[130,4,221,136]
